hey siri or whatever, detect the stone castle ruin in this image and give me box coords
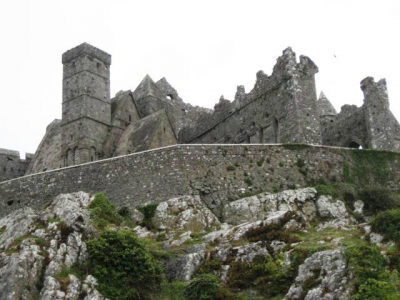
[1,43,400,182]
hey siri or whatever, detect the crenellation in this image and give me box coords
[62,43,111,65]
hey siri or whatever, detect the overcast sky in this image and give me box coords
[0,0,399,156]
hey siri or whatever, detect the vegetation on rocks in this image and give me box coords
[87,230,163,300]
[88,193,122,229]
[137,202,159,229]
[184,274,238,300]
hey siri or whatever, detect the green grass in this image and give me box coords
[345,149,399,185]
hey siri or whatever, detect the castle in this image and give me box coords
[1,43,400,183]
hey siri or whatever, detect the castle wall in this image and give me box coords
[0,149,32,182]
[362,77,400,151]
[179,49,321,146]
[320,78,400,150]
[321,105,369,148]
[2,144,400,218]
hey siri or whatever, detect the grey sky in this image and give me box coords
[0,0,399,156]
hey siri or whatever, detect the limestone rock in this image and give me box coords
[0,207,37,250]
[0,240,44,299]
[131,209,144,224]
[153,195,219,232]
[316,196,348,219]
[0,191,107,300]
[354,200,364,215]
[223,188,317,225]
[233,242,269,263]
[284,249,351,300]
[165,244,206,281]
[133,226,154,238]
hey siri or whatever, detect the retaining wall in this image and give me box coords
[1,144,399,218]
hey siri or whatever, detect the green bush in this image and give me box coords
[184,274,220,300]
[352,271,400,300]
[315,183,357,205]
[160,281,188,300]
[345,244,386,292]
[296,158,305,168]
[88,193,122,229]
[227,165,235,171]
[87,230,162,300]
[0,226,6,235]
[184,274,237,300]
[371,209,400,244]
[244,177,253,186]
[245,212,299,246]
[117,206,131,218]
[136,203,159,229]
[359,187,400,215]
[228,252,308,298]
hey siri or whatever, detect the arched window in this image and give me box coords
[347,141,363,149]
[259,127,264,143]
[273,117,279,143]
[66,149,72,167]
[73,147,78,165]
[90,147,97,162]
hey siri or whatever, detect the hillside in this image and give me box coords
[1,183,400,299]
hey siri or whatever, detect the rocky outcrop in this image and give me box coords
[153,195,220,232]
[284,249,351,300]
[0,192,105,300]
[0,187,375,299]
[222,188,317,225]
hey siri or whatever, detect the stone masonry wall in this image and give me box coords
[0,149,33,182]
[179,48,321,146]
[1,144,400,218]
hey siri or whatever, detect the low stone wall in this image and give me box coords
[1,144,400,218]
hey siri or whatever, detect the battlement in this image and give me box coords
[62,42,111,65]
[0,148,34,182]
[0,148,20,157]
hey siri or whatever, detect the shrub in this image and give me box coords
[136,203,159,229]
[359,187,400,215]
[161,281,188,300]
[196,257,222,276]
[117,206,130,218]
[245,212,299,246]
[87,230,162,300]
[184,274,237,300]
[352,271,400,300]
[371,209,400,244]
[244,177,253,186]
[315,183,357,204]
[227,165,235,171]
[228,253,307,298]
[184,274,220,300]
[88,193,122,229]
[296,158,305,168]
[345,244,386,292]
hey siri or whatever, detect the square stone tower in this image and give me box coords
[61,43,112,166]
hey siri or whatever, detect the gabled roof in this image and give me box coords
[114,109,174,155]
[110,90,141,119]
[131,74,167,102]
[317,91,337,116]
